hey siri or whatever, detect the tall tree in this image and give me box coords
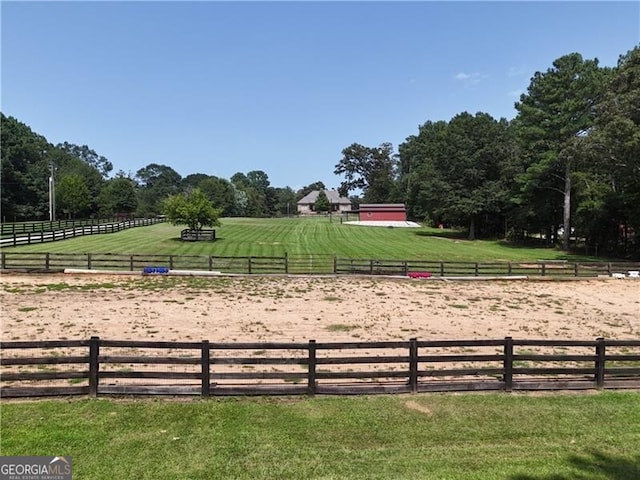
[514,53,605,250]
[181,173,210,191]
[56,142,113,179]
[1,114,51,220]
[398,120,449,222]
[135,163,182,216]
[334,142,397,202]
[50,148,105,215]
[399,113,513,239]
[296,181,326,201]
[578,46,640,255]
[273,186,297,216]
[98,175,138,216]
[230,170,274,217]
[55,174,91,219]
[197,176,237,216]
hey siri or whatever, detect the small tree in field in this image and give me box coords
[162,188,222,231]
[314,190,331,213]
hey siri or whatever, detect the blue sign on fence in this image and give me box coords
[143,266,169,274]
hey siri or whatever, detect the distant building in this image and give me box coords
[358,204,407,222]
[297,190,352,215]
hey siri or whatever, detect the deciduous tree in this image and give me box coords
[56,174,91,219]
[98,175,138,216]
[162,188,222,231]
[334,142,397,202]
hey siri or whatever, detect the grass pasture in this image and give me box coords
[1,393,639,479]
[2,218,637,479]
[2,216,601,262]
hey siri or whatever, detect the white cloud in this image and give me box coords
[507,65,529,77]
[454,72,487,88]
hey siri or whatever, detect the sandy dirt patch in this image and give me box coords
[1,273,638,343]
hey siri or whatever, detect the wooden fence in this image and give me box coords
[1,217,142,236]
[1,251,639,278]
[0,218,165,248]
[1,337,639,398]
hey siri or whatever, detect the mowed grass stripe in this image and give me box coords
[1,393,639,479]
[3,216,601,262]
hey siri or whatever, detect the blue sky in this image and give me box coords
[2,1,639,190]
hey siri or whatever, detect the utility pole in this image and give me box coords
[49,164,56,221]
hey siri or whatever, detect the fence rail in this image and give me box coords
[1,251,639,278]
[0,218,165,247]
[1,337,639,398]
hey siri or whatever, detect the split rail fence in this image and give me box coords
[1,252,640,278]
[1,337,639,398]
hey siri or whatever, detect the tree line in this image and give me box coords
[0,114,330,222]
[2,46,638,257]
[334,47,639,256]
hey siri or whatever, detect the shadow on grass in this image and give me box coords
[414,230,469,240]
[167,237,224,244]
[510,450,640,480]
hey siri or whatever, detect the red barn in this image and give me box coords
[358,204,407,222]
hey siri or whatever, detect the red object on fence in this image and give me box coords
[408,271,432,279]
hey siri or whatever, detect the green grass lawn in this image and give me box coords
[3,216,602,262]
[1,392,639,479]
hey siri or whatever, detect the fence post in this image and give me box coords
[409,338,418,393]
[248,257,252,274]
[13,233,16,247]
[89,336,100,398]
[474,263,479,276]
[440,262,445,277]
[209,256,213,271]
[201,340,211,398]
[169,255,174,270]
[284,252,289,274]
[308,340,317,396]
[333,254,337,274]
[595,337,605,389]
[607,263,612,276]
[541,262,546,276]
[508,262,513,275]
[130,255,134,271]
[403,261,408,276]
[45,253,50,271]
[503,337,513,392]
[574,263,579,277]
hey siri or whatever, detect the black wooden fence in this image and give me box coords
[1,337,639,398]
[1,251,639,277]
[0,218,165,247]
[0,218,131,236]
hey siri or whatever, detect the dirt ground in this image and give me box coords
[1,272,639,343]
